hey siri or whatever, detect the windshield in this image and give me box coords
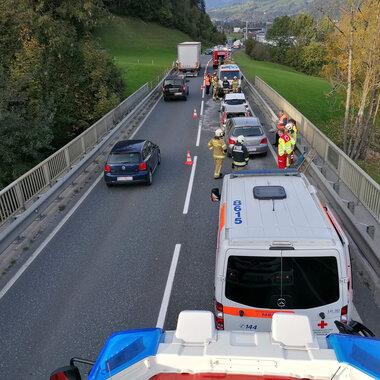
[108,152,141,164]
[164,79,183,87]
[227,112,246,119]
[225,99,246,106]
[232,126,262,137]
[225,256,339,309]
[220,71,240,80]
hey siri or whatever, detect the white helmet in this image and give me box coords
[224,77,227,80]
[285,123,293,131]
[234,76,237,79]
[215,128,224,137]
[237,135,245,144]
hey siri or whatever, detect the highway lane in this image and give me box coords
[1,54,377,379]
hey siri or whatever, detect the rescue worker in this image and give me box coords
[222,77,230,96]
[212,75,219,100]
[274,109,288,146]
[212,71,217,85]
[288,119,297,164]
[284,124,295,168]
[232,135,249,170]
[205,73,211,95]
[208,129,227,179]
[232,76,239,93]
[277,129,293,169]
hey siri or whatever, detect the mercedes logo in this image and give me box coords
[277,298,286,308]
[122,166,126,170]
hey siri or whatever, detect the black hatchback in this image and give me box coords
[163,75,189,101]
[104,140,160,186]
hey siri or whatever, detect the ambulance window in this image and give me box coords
[225,256,339,309]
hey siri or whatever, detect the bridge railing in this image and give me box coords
[255,76,380,223]
[0,83,150,226]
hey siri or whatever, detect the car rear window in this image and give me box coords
[232,126,262,137]
[220,71,240,80]
[225,99,246,105]
[108,152,141,164]
[227,112,246,119]
[164,79,183,87]
[225,256,339,309]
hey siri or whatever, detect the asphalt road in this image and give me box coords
[0,55,378,379]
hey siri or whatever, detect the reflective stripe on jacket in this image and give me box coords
[277,114,288,130]
[278,134,292,156]
[292,125,297,144]
[208,138,226,158]
[232,143,249,166]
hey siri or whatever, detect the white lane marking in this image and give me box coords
[196,119,202,147]
[156,244,181,328]
[0,94,163,301]
[183,156,198,214]
[200,100,204,116]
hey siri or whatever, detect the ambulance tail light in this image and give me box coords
[229,138,236,145]
[260,138,268,144]
[215,301,224,330]
[340,305,348,324]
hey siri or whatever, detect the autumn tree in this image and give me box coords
[321,0,380,159]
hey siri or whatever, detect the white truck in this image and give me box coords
[177,42,201,77]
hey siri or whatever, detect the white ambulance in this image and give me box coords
[211,169,353,336]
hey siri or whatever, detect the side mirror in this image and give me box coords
[50,365,81,380]
[211,188,221,202]
[241,75,244,80]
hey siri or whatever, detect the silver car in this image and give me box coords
[225,117,268,156]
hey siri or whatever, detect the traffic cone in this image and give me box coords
[193,108,198,118]
[200,84,203,92]
[185,150,193,165]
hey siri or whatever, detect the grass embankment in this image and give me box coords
[234,51,379,182]
[95,16,191,97]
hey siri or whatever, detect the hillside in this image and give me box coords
[208,0,318,23]
[95,16,192,96]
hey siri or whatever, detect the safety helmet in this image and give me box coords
[237,135,245,144]
[285,123,293,131]
[215,128,224,137]
[224,76,227,80]
[234,76,237,79]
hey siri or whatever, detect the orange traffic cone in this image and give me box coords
[185,150,193,165]
[200,84,203,92]
[193,108,198,118]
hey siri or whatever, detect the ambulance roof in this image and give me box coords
[222,171,340,247]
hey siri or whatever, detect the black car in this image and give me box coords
[163,75,189,101]
[104,140,160,186]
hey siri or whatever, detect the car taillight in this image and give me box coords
[183,84,186,91]
[340,305,348,324]
[260,138,267,144]
[222,114,226,124]
[228,138,236,145]
[104,164,110,172]
[245,104,248,108]
[138,162,147,171]
[215,302,224,330]
[162,86,165,92]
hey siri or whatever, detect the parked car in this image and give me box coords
[219,103,254,130]
[163,75,189,101]
[220,93,249,109]
[225,117,268,156]
[205,48,213,55]
[104,140,160,186]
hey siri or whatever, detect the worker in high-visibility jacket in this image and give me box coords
[208,129,227,179]
[277,129,293,169]
[284,124,295,168]
[205,73,211,95]
[232,135,249,170]
[232,76,239,93]
[288,119,297,164]
[275,109,288,147]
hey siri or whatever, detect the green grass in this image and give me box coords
[95,16,192,96]
[234,51,379,182]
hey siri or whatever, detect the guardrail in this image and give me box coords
[255,76,380,223]
[0,84,151,227]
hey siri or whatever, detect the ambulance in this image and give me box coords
[210,169,353,336]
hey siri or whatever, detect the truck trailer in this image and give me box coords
[177,42,201,77]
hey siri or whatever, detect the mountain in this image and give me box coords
[207,0,318,23]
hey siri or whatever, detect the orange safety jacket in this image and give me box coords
[277,114,288,130]
[205,76,211,86]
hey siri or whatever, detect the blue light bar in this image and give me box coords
[88,328,163,380]
[327,334,380,378]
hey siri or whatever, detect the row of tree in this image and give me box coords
[0,0,224,189]
[245,0,379,160]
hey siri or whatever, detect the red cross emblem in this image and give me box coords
[318,320,328,329]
